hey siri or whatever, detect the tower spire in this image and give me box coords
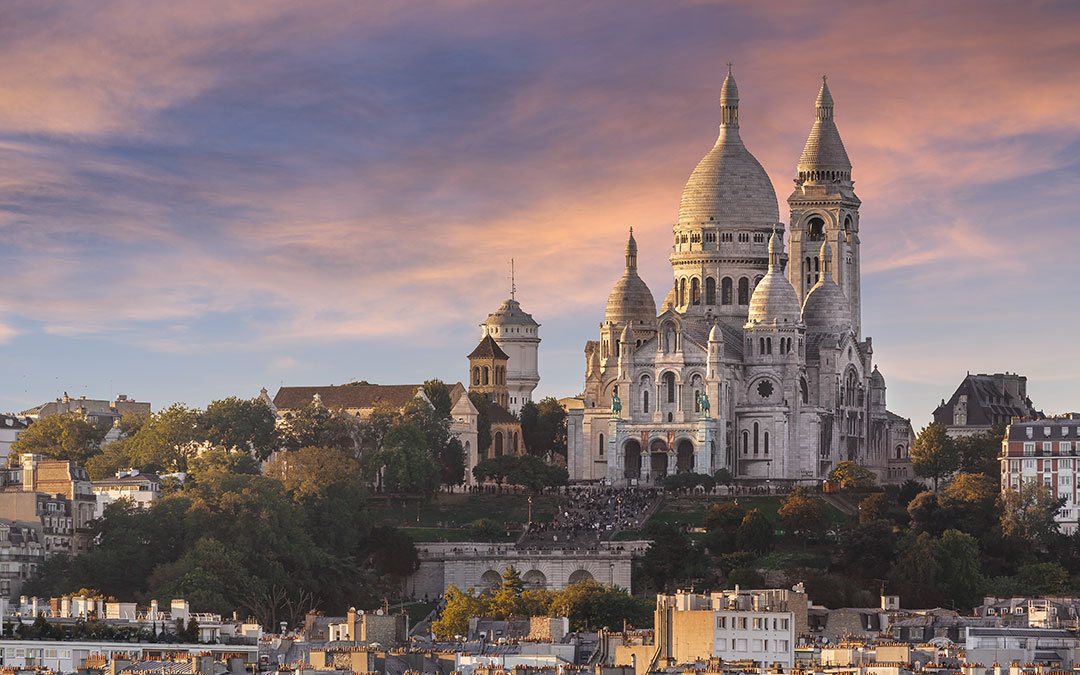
[625,227,638,271]
[510,258,516,300]
[720,63,739,127]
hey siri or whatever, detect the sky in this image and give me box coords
[1,0,1079,428]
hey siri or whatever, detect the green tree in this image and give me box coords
[550,580,652,631]
[942,472,999,538]
[907,491,948,536]
[520,398,568,458]
[188,446,261,477]
[432,585,489,640]
[12,413,106,465]
[422,380,454,419]
[714,468,735,486]
[935,529,985,611]
[265,446,361,500]
[198,397,279,459]
[828,461,877,490]
[889,531,941,608]
[910,422,958,490]
[839,519,896,577]
[374,422,441,497]
[638,522,711,592]
[735,508,772,554]
[858,493,891,525]
[127,404,201,472]
[955,425,1006,478]
[279,402,359,456]
[778,489,827,542]
[487,567,523,618]
[728,566,765,588]
[703,502,745,554]
[468,392,493,458]
[1001,481,1065,556]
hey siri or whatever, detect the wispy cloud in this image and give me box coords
[0,0,1077,423]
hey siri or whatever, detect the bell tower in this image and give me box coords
[787,76,862,338]
[468,335,510,410]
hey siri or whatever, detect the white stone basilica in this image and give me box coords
[566,70,913,486]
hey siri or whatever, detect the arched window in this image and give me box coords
[705,277,716,304]
[800,378,809,404]
[679,278,687,306]
[664,372,676,403]
[495,432,504,457]
[599,433,605,458]
[473,366,480,385]
[722,277,733,305]
[691,278,701,305]
[766,337,772,355]
[691,374,702,413]
[805,257,812,288]
[738,277,749,305]
[742,430,749,455]
[896,445,904,460]
[513,432,519,453]
[759,337,765,354]
[753,422,759,455]
[813,256,820,284]
[643,389,650,414]
[483,366,490,385]
[764,431,770,455]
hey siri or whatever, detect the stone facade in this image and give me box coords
[404,541,647,598]
[481,298,541,414]
[567,71,913,486]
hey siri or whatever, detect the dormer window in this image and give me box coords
[1045,427,1052,437]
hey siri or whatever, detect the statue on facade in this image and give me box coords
[611,391,622,417]
[697,390,711,417]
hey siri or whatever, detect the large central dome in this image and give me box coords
[678,70,779,225]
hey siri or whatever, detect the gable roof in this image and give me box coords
[468,335,509,360]
[933,373,1041,428]
[273,384,422,412]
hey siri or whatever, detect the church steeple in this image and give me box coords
[625,227,638,271]
[788,76,862,339]
[796,75,851,183]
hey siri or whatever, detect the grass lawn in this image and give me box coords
[644,493,850,531]
[369,493,559,529]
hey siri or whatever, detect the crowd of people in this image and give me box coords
[519,487,659,548]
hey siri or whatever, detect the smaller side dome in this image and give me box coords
[606,229,657,325]
[870,365,885,388]
[801,240,850,332]
[620,323,632,343]
[709,324,720,342]
[747,231,802,325]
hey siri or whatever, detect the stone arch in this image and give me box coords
[676,438,695,473]
[662,371,677,403]
[481,570,502,590]
[691,277,701,305]
[738,277,749,305]
[568,569,594,585]
[624,439,642,480]
[722,277,733,305]
[523,569,547,590]
[705,277,716,305]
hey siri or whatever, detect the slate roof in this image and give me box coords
[486,400,518,425]
[468,335,509,360]
[933,373,1041,429]
[0,414,28,430]
[274,384,421,411]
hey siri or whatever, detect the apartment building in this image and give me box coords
[1000,414,1080,533]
